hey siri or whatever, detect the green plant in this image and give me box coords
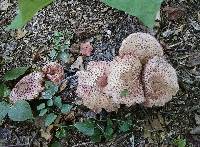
[37,81,73,127]
[7,0,53,29]
[49,31,73,63]
[102,0,164,28]
[74,117,134,142]
[4,66,29,81]
[0,67,33,123]
[7,0,163,29]
[0,100,33,123]
[173,136,186,147]
[0,66,29,97]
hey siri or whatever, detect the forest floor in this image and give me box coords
[0,0,200,146]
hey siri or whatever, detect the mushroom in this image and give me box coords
[42,62,64,85]
[76,61,118,112]
[119,33,163,64]
[10,72,44,102]
[143,56,179,107]
[104,55,145,106]
[80,42,93,56]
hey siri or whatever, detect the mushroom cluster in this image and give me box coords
[76,32,179,112]
[9,62,64,103]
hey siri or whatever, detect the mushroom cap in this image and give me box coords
[143,56,179,107]
[77,87,118,113]
[119,33,163,64]
[42,62,64,85]
[76,61,118,112]
[10,72,44,103]
[80,42,93,56]
[104,55,145,106]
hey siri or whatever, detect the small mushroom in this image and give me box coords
[42,62,64,85]
[80,42,93,56]
[143,56,179,107]
[119,33,163,64]
[10,72,44,102]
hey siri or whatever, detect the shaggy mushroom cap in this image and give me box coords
[76,61,118,112]
[10,72,44,102]
[42,62,64,85]
[77,87,118,113]
[104,55,145,106]
[119,33,163,64]
[143,56,179,107]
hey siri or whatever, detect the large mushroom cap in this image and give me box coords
[77,87,118,113]
[42,62,64,85]
[143,56,179,107]
[104,55,145,106]
[119,33,163,64]
[10,72,44,103]
[76,61,118,112]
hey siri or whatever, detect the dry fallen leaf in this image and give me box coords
[163,6,185,21]
[70,43,80,54]
[16,29,27,39]
[40,126,53,141]
[70,56,84,70]
[63,111,75,122]
[59,79,68,92]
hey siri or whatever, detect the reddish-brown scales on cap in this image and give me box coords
[104,55,145,106]
[80,42,93,56]
[119,33,163,64]
[76,61,117,112]
[143,56,179,107]
[76,33,179,112]
[79,87,118,113]
[10,72,44,103]
[42,62,64,85]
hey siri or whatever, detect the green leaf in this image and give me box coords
[61,104,73,113]
[4,67,29,81]
[0,83,10,97]
[173,136,186,147]
[42,81,58,99]
[91,128,102,142]
[120,89,129,97]
[6,12,24,30]
[7,0,53,29]
[104,119,113,139]
[39,108,48,116]
[119,120,132,132]
[0,101,9,122]
[37,103,46,110]
[47,99,53,106]
[44,113,57,126]
[8,100,33,121]
[102,0,163,28]
[58,52,70,63]
[74,120,95,136]
[54,96,62,109]
[55,128,67,139]
[50,141,62,147]
[49,49,57,60]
